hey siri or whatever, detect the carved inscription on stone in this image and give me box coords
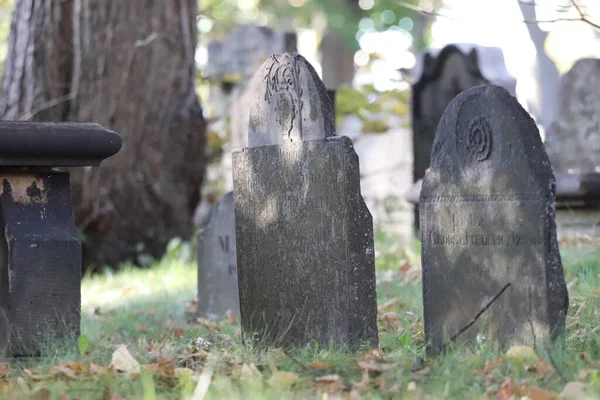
[420,85,568,355]
[422,197,548,349]
[424,197,543,248]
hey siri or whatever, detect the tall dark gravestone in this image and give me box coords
[0,122,121,356]
[411,44,516,230]
[232,53,378,348]
[197,192,239,318]
[420,85,568,354]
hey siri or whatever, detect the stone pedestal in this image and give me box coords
[0,122,121,356]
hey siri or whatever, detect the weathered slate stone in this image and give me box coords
[197,192,239,319]
[412,44,516,229]
[204,25,297,82]
[232,53,378,348]
[0,121,121,356]
[420,85,568,354]
[545,58,600,174]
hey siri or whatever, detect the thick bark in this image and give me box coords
[0,0,206,268]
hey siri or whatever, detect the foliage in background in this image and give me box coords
[197,0,432,51]
[336,84,410,132]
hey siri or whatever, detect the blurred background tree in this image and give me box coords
[0,0,206,269]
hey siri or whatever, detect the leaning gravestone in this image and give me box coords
[197,192,239,319]
[232,52,378,347]
[420,85,568,354]
[411,44,516,230]
[0,122,121,356]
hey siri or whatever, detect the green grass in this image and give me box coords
[0,237,599,399]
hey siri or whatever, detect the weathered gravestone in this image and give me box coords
[197,192,239,319]
[232,53,378,348]
[0,122,121,356]
[411,44,516,230]
[420,85,568,354]
[202,25,298,196]
[544,59,600,239]
[545,58,600,174]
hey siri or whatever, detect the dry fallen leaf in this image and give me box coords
[407,381,417,392]
[0,363,9,379]
[496,378,523,400]
[312,361,333,370]
[506,346,537,363]
[357,361,395,372]
[483,358,503,375]
[558,382,594,400]
[316,375,341,384]
[109,344,141,374]
[528,386,557,400]
[185,300,197,315]
[240,363,262,382]
[90,363,106,375]
[150,357,177,386]
[267,371,300,389]
[47,363,89,380]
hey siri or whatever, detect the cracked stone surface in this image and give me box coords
[420,85,568,354]
[232,53,378,348]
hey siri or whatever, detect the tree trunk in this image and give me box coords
[518,1,560,131]
[321,30,356,89]
[0,0,206,268]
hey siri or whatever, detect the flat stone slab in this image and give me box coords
[197,192,239,319]
[0,122,121,166]
[420,85,568,354]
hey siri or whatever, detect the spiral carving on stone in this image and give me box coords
[461,116,492,162]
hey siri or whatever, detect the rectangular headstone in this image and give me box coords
[420,85,568,354]
[197,192,239,319]
[232,53,378,348]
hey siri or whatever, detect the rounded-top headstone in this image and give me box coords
[420,84,568,353]
[423,85,553,191]
[0,121,122,167]
[247,52,335,147]
[545,58,600,173]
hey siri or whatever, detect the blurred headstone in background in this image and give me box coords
[197,192,239,319]
[195,25,297,228]
[409,44,517,231]
[544,58,600,239]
